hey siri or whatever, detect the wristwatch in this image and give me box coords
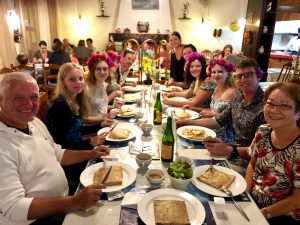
[229,145,239,159]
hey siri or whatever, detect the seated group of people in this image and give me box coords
[0,32,299,225]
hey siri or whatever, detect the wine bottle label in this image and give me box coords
[154,112,162,123]
[161,144,173,159]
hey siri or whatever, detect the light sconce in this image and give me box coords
[7,10,22,43]
[97,0,109,18]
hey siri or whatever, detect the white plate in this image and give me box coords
[123,86,141,93]
[169,96,188,102]
[160,85,183,92]
[167,108,200,120]
[123,94,140,103]
[97,123,137,142]
[80,161,136,192]
[138,188,205,225]
[117,108,136,118]
[177,125,216,141]
[192,165,247,197]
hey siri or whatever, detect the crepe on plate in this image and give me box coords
[182,128,208,140]
[197,167,235,189]
[93,166,123,186]
[108,128,131,139]
[154,200,190,225]
[119,108,134,116]
[175,111,191,119]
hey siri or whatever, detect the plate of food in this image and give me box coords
[117,107,136,118]
[177,125,216,141]
[192,165,247,197]
[167,109,200,120]
[80,161,136,192]
[123,94,139,103]
[97,123,137,142]
[137,188,205,225]
[160,85,183,92]
[123,86,141,93]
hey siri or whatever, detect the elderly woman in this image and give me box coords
[245,82,300,225]
[163,52,215,108]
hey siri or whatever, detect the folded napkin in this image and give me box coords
[121,191,146,209]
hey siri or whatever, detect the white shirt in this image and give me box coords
[0,118,68,225]
[286,36,300,52]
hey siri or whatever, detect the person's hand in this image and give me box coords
[101,118,114,127]
[108,109,119,118]
[72,184,106,210]
[93,145,110,157]
[202,138,230,157]
[164,80,173,86]
[182,104,192,110]
[199,110,214,118]
[176,119,191,128]
[90,134,106,146]
[162,96,171,105]
[165,92,175,98]
[115,90,123,97]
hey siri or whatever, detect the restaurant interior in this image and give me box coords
[0,1,300,225]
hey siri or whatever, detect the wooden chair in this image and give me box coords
[157,39,169,70]
[201,50,213,62]
[124,38,140,79]
[0,67,13,74]
[12,64,36,79]
[212,50,222,58]
[43,64,60,94]
[36,91,50,124]
[277,61,292,82]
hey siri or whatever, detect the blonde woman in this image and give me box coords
[185,58,238,143]
[47,63,107,149]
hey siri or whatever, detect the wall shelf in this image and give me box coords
[97,15,109,18]
[178,17,191,20]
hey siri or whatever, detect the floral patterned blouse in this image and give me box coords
[248,125,300,221]
[190,80,215,108]
[210,95,234,144]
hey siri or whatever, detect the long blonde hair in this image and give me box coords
[53,63,90,116]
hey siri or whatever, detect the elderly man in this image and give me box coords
[112,48,137,87]
[177,58,265,161]
[0,73,109,225]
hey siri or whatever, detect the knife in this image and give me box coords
[101,165,112,184]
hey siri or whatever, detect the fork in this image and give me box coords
[209,158,214,171]
[221,187,250,222]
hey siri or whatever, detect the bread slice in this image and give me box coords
[154,200,190,225]
[93,166,123,186]
[108,128,130,139]
[197,167,235,189]
[105,166,123,186]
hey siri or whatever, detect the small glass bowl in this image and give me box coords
[140,123,153,136]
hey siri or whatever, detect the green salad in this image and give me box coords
[167,160,193,179]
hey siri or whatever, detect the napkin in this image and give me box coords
[121,192,145,209]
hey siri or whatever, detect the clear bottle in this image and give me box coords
[161,116,175,162]
[153,92,162,124]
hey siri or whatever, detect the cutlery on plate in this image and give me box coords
[101,165,112,184]
[221,187,250,222]
[209,158,214,171]
[105,123,118,135]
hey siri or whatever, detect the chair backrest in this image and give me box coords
[277,61,292,82]
[201,49,213,62]
[0,67,13,74]
[212,50,222,58]
[157,39,169,72]
[36,91,50,123]
[43,64,60,94]
[13,64,36,79]
[124,39,141,80]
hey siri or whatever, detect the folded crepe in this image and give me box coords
[108,128,130,139]
[93,166,123,186]
[183,128,208,140]
[119,108,134,116]
[175,111,191,119]
[197,167,235,189]
[154,200,190,225]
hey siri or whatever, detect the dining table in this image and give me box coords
[62,84,269,225]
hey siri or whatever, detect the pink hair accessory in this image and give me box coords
[208,58,234,76]
[87,52,117,69]
[184,52,206,71]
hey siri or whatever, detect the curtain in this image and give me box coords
[0,0,18,68]
[47,0,58,45]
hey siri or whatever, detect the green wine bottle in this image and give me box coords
[161,116,175,162]
[153,92,162,124]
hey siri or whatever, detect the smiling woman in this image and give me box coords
[246,82,300,225]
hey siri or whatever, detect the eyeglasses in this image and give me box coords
[234,71,254,80]
[264,102,296,111]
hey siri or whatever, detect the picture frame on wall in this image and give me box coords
[132,0,159,10]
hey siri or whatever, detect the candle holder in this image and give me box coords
[97,0,109,18]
